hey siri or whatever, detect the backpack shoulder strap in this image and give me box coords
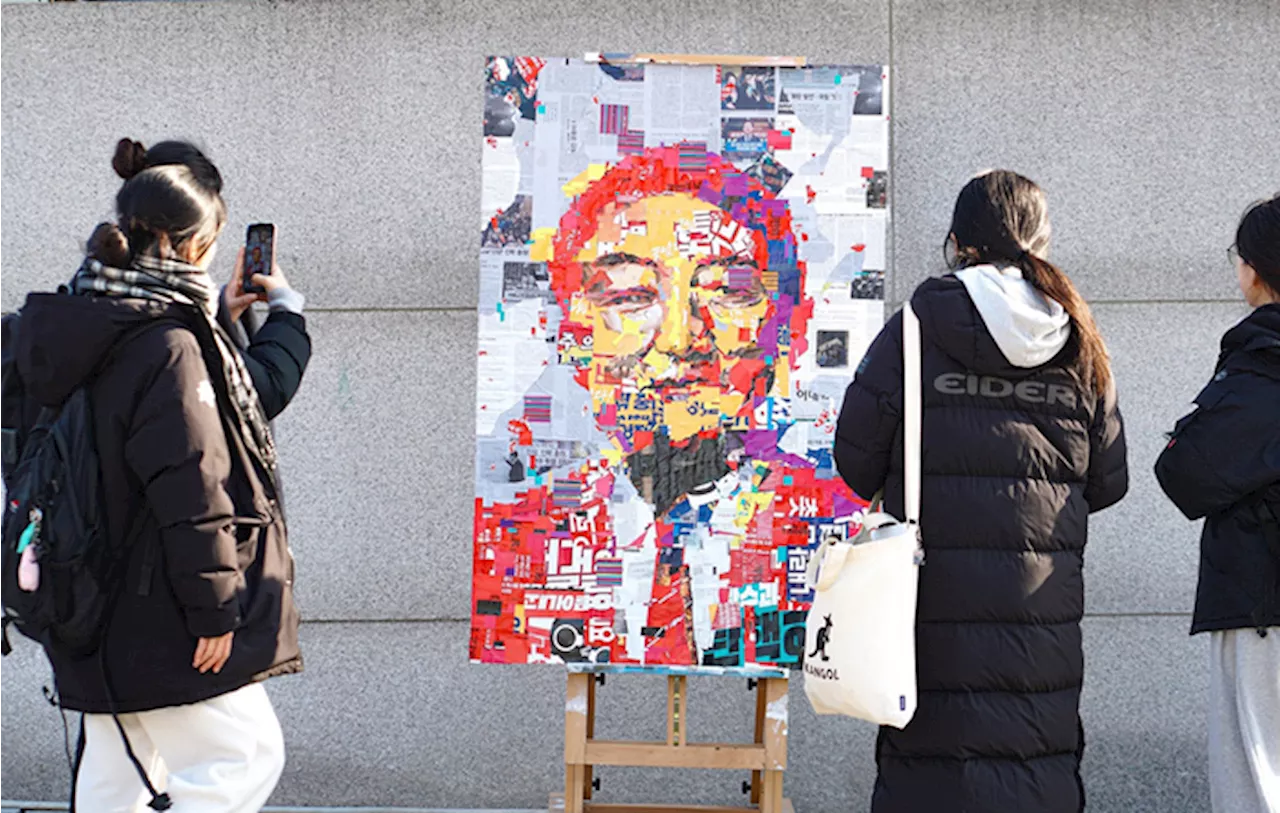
[2,311,28,479]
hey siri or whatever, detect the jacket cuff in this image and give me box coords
[184,605,241,638]
[268,287,305,315]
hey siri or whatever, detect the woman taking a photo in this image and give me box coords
[10,138,310,811]
[112,137,310,419]
[1155,195,1280,813]
[835,170,1129,812]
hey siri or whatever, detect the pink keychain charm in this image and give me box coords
[16,506,42,592]
[17,544,40,592]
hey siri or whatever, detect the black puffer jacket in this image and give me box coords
[1155,304,1280,635]
[835,275,1128,813]
[217,300,308,421]
[10,292,310,713]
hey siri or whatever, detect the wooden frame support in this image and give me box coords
[554,672,793,813]
[583,52,807,68]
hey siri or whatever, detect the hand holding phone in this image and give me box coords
[224,243,294,325]
[242,223,276,294]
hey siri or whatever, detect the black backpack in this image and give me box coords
[1,392,142,657]
[1,314,148,658]
[2,311,175,810]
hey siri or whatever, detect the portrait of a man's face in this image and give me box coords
[573,196,782,427]
[545,150,813,516]
[473,57,888,669]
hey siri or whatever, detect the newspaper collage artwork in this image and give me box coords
[473,55,890,668]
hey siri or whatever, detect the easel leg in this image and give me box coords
[760,677,789,813]
[760,771,784,813]
[666,675,688,746]
[564,673,590,813]
[751,680,766,804]
[584,676,597,800]
[564,764,584,813]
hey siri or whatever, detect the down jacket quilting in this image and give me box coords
[1155,303,1280,635]
[835,275,1128,813]
[9,292,310,713]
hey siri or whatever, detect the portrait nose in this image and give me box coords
[652,293,697,357]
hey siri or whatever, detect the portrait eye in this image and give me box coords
[597,289,658,310]
[711,290,765,309]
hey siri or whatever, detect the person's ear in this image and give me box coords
[189,238,219,269]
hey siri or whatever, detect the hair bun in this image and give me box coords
[111,138,148,180]
[86,221,131,267]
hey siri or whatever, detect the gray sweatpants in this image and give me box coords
[1210,628,1280,813]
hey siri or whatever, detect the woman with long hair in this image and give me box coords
[1156,195,1280,813]
[835,170,1129,812]
[10,138,310,811]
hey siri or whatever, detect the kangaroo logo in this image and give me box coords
[809,615,833,662]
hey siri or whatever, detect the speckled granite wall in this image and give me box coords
[3,0,1277,809]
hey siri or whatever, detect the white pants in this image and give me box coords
[1210,628,1280,813]
[74,682,285,813]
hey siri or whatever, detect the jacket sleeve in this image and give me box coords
[1155,372,1279,520]
[834,309,904,501]
[125,329,242,639]
[1085,377,1129,512]
[237,311,312,420]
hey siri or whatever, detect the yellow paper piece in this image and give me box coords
[561,163,610,198]
[734,491,774,528]
[601,436,628,468]
[662,388,721,442]
[529,227,556,261]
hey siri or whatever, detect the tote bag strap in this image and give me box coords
[902,303,922,526]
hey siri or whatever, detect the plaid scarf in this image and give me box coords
[73,255,279,484]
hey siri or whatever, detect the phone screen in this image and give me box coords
[244,223,275,293]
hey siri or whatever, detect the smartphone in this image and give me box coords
[242,223,276,294]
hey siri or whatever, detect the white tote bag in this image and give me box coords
[802,302,924,729]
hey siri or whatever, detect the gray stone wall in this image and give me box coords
[2,0,1278,809]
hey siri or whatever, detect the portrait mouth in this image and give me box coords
[603,352,716,392]
[600,349,774,396]
[646,375,714,394]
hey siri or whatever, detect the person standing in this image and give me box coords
[835,170,1129,812]
[9,137,310,812]
[1155,195,1280,813]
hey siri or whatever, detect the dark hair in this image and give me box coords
[142,140,224,195]
[87,138,226,267]
[1237,195,1280,293]
[947,170,1112,395]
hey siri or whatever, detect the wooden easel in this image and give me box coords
[551,665,795,813]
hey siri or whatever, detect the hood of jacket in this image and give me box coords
[1217,303,1280,380]
[15,292,186,407]
[911,269,1073,378]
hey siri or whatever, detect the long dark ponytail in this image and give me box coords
[946,170,1112,395]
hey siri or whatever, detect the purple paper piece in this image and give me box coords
[833,492,861,519]
[748,444,812,469]
[744,430,780,459]
[756,317,781,353]
[778,451,813,468]
[723,174,749,196]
